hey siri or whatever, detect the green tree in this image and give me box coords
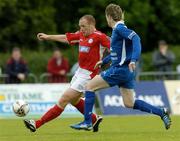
[147,0,180,49]
[0,0,56,51]
[0,0,180,53]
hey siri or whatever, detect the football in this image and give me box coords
[12,100,30,117]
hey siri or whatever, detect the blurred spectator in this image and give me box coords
[152,40,175,79]
[5,47,29,83]
[152,40,175,72]
[47,48,70,83]
[177,65,180,79]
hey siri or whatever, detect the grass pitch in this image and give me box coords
[0,116,179,141]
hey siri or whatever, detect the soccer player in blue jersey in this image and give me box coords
[71,3,171,131]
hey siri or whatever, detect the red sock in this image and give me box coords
[35,105,64,129]
[74,98,97,124]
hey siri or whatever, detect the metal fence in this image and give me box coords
[136,71,180,81]
[0,73,38,84]
[0,74,8,84]
[0,71,180,84]
[39,73,73,83]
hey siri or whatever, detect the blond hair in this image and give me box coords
[105,4,123,21]
[80,15,96,26]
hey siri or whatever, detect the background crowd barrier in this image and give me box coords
[97,80,180,115]
[137,71,180,80]
[97,81,170,115]
[0,73,38,84]
[0,83,81,118]
[0,71,180,84]
[0,74,8,84]
[39,73,73,83]
[0,79,180,118]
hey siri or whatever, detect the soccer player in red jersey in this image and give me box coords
[24,15,110,132]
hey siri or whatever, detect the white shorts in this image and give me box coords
[70,67,92,92]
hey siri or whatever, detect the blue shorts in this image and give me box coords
[101,65,135,89]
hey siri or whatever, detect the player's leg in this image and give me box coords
[121,87,164,115]
[71,98,103,132]
[70,75,109,130]
[120,87,171,129]
[24,88,101,132]
[69,75,97,123]
[39,88,81,124]
[71,98,97,124]
[71,66,123,130]
[24,74,101,132]
[69,75,103,132]
[24,88,81,132]
[120,88,135,108]
[83,75,109,125]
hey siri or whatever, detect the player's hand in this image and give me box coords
[37,33,49,41]
[94,61,103,69]
[59,70,66,75]
[128,62,136,72]
[17,73,25,81]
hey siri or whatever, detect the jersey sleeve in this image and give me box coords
[117,25,141,62]
[65,31,80,45]
[116,25,137,40]
[102,54,111,65]
[100,34,110,49]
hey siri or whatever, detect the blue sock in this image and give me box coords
[133,100,163,117]
[84,91,95,124]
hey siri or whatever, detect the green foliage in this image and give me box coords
[0,0,56,51]
[0,0,180,52]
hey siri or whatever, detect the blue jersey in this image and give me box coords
[103,21,141,66]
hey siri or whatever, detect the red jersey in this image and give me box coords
[66,31,110,78]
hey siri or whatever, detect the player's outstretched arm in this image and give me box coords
[37,33,68,43]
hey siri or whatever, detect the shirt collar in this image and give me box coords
[113,21,124,29]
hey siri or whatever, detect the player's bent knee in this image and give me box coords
[123,101,134,108]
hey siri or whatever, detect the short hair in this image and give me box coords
[158,40,167,46]
[80,15,96,26]
[105,3,123,21]
[53,47,60,52]
[12,47,20,52]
